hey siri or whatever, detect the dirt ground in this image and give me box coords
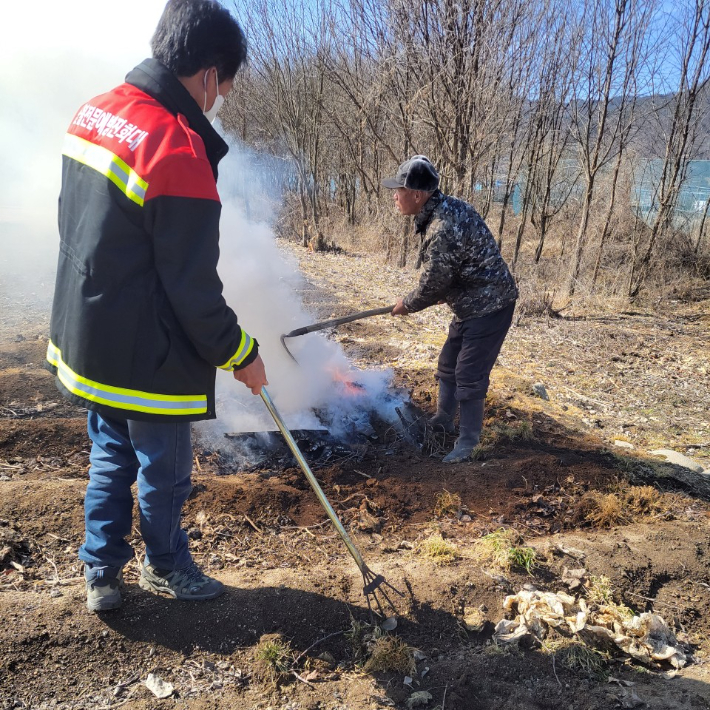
[1,246,710,710]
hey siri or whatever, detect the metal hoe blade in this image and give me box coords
[280,333,299,364]
[260,386,403,617]
[280,305,394,364]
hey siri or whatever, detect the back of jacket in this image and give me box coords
[46,59,258,422]
[404,191,518,320]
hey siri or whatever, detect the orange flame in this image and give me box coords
[328,367,366,397]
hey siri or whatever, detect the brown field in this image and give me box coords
[1,243,709,710]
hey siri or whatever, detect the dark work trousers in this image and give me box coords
[436,301,516,401]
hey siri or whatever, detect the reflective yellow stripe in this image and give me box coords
[63,133,148,207]
[219,331,255,370]
[46,341,207,416]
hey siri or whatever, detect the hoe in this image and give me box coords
[280,305,394,363]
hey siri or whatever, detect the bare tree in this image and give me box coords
[222,0,705,302]
[629,0,710,297]
[565,0,655,297]
[375,0,507,195]
[227,0,332,249]
[322,0,416,216]
[512,0,579,268]
[695,195,710,256]
[494,0,542,249]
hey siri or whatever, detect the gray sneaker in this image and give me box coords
[85,568,123,612]
[139,561,224,600]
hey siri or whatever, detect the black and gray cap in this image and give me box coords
[382,155,440,191]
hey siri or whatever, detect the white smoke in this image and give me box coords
[195,140,404,449]
[0,1,404,453]
[0,1,166,298]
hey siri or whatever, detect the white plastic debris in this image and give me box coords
[493,589,687,669]
[618,612,687,668]
[501,589,578,629]
[145,673,174,699]
[493,618,537,646]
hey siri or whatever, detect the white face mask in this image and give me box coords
[203,69,224,124]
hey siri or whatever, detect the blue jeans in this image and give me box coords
[80,411,193,578]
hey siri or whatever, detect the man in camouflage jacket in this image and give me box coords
[385,156,518,462]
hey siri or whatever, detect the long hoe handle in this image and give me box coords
[282,305,394,340]
[259,386,367,572]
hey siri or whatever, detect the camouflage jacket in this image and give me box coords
[403,191,518,321]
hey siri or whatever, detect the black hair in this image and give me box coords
[151,0,247,80]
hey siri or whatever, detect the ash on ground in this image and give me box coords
[200,396,426,473]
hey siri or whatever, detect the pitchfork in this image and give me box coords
[260,386,403,618]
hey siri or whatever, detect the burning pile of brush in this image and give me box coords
[218,366,423,471]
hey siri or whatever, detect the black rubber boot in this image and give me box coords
[429,379,457,434]
[442,398,485,463]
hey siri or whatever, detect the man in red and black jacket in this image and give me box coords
[46,0,268,612]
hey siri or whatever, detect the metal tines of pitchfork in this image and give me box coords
[260,386,403,618]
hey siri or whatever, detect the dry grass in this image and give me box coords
[344,617,371,664]
[489,419,536,444]
[623,485,663,516]
[585,575,635,620]
[554,641,609,680]
[417,533,460,565]
[514,285,561,323]
[362,635,416,675]
[468,443,490,461]
[465,417,536,460]
[576,484,667,529]
[433,489,462,518]
[345,616,417,675]
[585,574,614,605]
[253,634,293,684]
[576,492,628,528]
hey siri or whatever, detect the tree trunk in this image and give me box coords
[694,198,710,256]
[398,221,410,268]
[592,153,624,290]
[567,184,594,296]
[534,213,549,263]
